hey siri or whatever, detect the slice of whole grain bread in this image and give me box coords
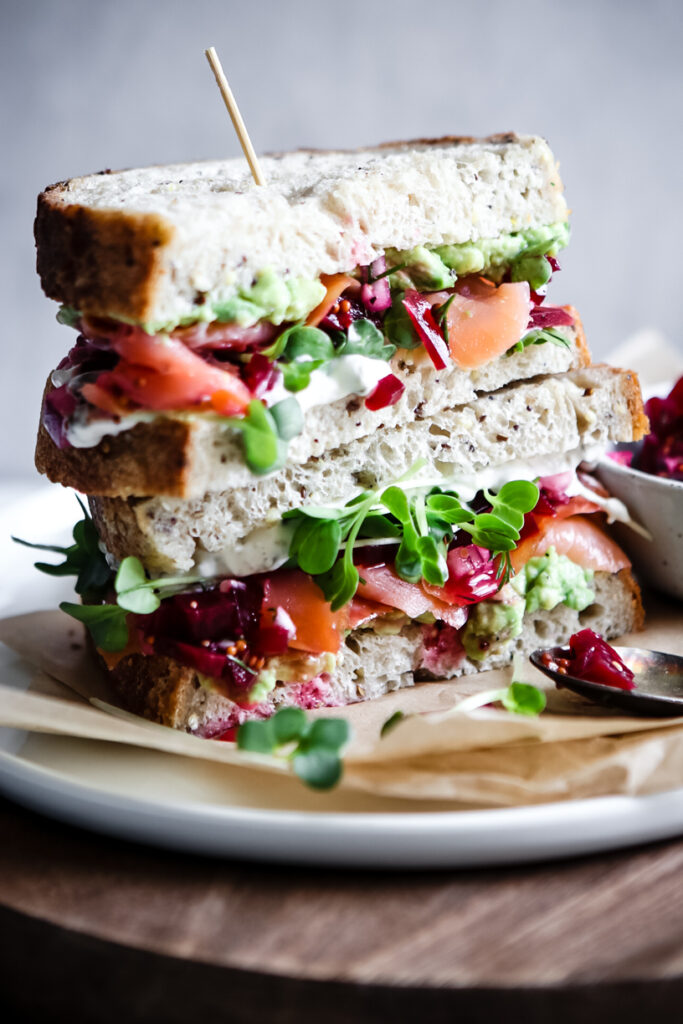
[36,321,588,500]
[88,366,648,574]
[35,134,566,326]
[105,568,643,736]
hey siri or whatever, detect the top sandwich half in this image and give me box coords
[35,133,582,496]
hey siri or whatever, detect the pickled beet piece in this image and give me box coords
[140,579,264,645]
[401,290,450,369]
[566,628,635,690]
[633,377,683,481]
[156,638,256,689]
[42,385,77,449]
[364,373,405,411]
[527,305,574,329]
[442,545,501,605]
[241,353,280,398]
[360,256,392,313]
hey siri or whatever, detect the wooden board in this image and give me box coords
[1,796,683,1023]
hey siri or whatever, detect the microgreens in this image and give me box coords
[452,681,547,716]
[379,680,546,737]
[284,476,540,607]
[507,327,571,356]
[263,319,396,385]
[335,318,396,361]
[13,495,112,603]
[58,553,209,652]
[380,709,406,737]
[236,707,350,790]
[15,502,210,653]
[382,294,422,350]
[224,399,288,475]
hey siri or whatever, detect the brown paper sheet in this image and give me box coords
[2,601,683,807]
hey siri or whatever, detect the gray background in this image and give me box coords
[1,0,682,480]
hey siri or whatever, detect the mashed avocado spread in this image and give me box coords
[510,547,595,613]
[386,221,569,292]
[462,599,525,662]
[60,221,569,334]
[462,547,595,662]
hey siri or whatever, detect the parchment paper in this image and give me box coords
[2,599,683,807]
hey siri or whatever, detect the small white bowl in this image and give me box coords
[596,446,683,600]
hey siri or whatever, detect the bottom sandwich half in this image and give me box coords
[100,546,643,738]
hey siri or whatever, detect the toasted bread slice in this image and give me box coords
[35,134,566,326]
[36,320,590,499]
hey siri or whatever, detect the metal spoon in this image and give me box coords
[530,645,683,717]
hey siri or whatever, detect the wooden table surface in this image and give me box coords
[1,795,683,1023]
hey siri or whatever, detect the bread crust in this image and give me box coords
[35,189,175,323]
[35,404,192,496]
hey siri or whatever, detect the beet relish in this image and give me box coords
[365,373,405,411]
[134,579,266,694]
[542,629,635,691]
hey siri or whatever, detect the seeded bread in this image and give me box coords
[35,319,588,498]
[35,134,566,326]
[90,366,648,574]
[106,569,643,736]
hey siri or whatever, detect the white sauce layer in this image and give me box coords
[263,354,387,413]
[64,354,388,448]
[67,408,158,448]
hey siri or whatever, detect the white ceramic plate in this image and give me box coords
[3,483,683,868]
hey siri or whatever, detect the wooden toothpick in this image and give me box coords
[204,46,267,187]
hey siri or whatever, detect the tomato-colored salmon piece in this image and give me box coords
[263,570,347,655]
[356,564,467,628]
[81,328,252,416]
[510,515,631,574]
[426,278,531,369]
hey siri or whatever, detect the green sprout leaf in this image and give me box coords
[281,360,325,393]
[383,294,421,350]
[293,750,343,790]
[237,719,277,754]
[337,318,396,361]
[507,326,571,356]
[454,681,546,716]
[294,519,342,575]
[502,681,547,716]
[59,601,129,652]
[271,707,308,745]
[305,717,350,751]
[13,496,113,602]
[380,710,406,737]
[270,397,304,440]
[235,708,350,791]
[224,400,286,475]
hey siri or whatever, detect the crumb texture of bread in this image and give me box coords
[36,323,587,498]
[88,366,647,573]
[36,135,566,324]
[106,569,643,735]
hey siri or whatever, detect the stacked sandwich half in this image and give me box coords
[32,133,647,736]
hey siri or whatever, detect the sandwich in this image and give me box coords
[26,133,648,737]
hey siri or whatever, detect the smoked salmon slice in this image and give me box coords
[426,278,531,369]
[510,515,631,574]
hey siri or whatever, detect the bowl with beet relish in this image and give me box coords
[596,375,683,601]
